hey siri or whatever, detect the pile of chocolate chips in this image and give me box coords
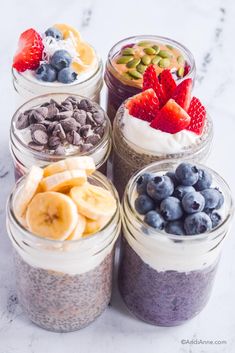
[15,96,107,155]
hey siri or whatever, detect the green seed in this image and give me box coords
[152,45,160,54]
[136,64,147,74]
[177,67,185,77]
[152,55,161,65]
[158,58,171,68]
[122,72,132,80]
[116,56,133,64]
[177,55,185,65]
[138,41,152,47]
[144,47,156,55]
[126,58,141,68]
[141,55,151,65]
[158,50,171,58]
[166,44,174,50]
[128,70,143,79]
[122,47,135,56]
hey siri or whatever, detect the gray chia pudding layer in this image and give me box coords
[14,249,114,332]
[118,238,218,326]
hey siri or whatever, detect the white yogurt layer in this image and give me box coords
[122,108,200,154]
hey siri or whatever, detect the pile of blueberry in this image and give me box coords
[36,27,77,83]
[134,162,224,235]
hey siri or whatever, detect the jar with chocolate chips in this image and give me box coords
[10,93,111,180]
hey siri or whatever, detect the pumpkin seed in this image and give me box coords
[152,55,161,65]
[158,58,171,68]
[144,47,156,55]
[122,47,135,56]
[166,44,174,50]
[126,58,141,68]
[128,70,143,79]
[138,41,152,47]
[158,50,171,58]
[116,56,133,64]
[136,63,147,74]
[152,45,160,54]
[177,67,184,77]
[141,55,151,65]
[177,55,185,65]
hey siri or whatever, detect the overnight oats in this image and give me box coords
[10,93,111,180]
[12,25,103,105]
[6,157,121,332]
[105,35,195,121]
[119,161,234,326]
[113,66,213,196]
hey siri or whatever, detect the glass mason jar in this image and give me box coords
[12,58,103,107]
[104,35,196,122]
[119,160,234,326]
[10,93,112,181]
[6,171,121,332]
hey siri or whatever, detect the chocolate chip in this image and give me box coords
[28,141,44,151]
[94,126,105,137]
[80,124,91,138]
[49,99,61,109]
[56,111,73,120]
[29,110,45,124]
[48,136,61,148]
[61,118,78,132]
[66,131,74,144]
[61,100,73,111]
[47,121,58,134]
[80,143,93,152]
[86,134,101,145]
[65,96,78,106]
[15,113,29,130]
[73,110,87,125]
[92,110,105,124]
[36,107,48,118]
[86,112,97,127]
[54,145,66,155]
[72,131,81,146]
[47,103,59,119]
[31,124,48,145]
[52,123,66,140]
[79,99,93,112]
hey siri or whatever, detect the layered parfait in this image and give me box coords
[10,94,111,180]
[12,24,102,104]
[105,35,195,120]
[7,156,120,332]
[113,65,213,196]
[119,161,233,326]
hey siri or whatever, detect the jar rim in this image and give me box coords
[7,170,120,245]
[123,159,234,242]
[10,92,111,162]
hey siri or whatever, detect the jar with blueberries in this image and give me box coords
[10,93,112,180]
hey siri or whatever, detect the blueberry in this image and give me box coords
[135,194,155,215]
[184,212,212,235]
[174,185,195,200]
[50,50,72,71]
[165,220,185,235]
[136,173,153,194]
[165,172,178,187]
[175,162,199,186]
[147,175,174,201]
[160,197,183,221]
[35,63,57,82]
[182,191,205,214]
[144,210,165,230]
[58,68,77,83]
[206,210,222,228]
[194,168,212,191]
[200,188,221,210]
[214,188,224,209]
[45,27,63,40]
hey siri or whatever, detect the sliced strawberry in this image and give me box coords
[13,28,44,72]
[143,65,166,107]
[160,69,177,101]
[126,88,159,122]
[187,97,206,135]
[150,99,191,134]
[172,78,192,111]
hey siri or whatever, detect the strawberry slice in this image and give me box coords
[160,69,177,101]
[150,99,191,134]
[187,97,206,135]
[13,28,44,72]
[172,78,192,111]
[126,88,159,122]
[143,65,166,107]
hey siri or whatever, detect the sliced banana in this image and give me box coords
[41,169,87,192]
[26,192,78,240]
[14,166,43,218]
[43,156,95,177]
[66,213,86,240]
[83,216,110,236]
[70,184,116,220]
[53,24,82,42]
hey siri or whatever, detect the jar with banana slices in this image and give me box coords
[6,157,121,332]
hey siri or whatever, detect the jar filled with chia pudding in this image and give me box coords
[12,24,103,106]
[105,35,196,121]
[119,160,234,326]
[10,93,112,181]
[112,75,213,197]
[6,161,121,332]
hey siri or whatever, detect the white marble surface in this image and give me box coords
[0,0,235,352]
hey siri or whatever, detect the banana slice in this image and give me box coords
[41,169,87,192]
[70,184,116,220]
[66,213,86,240]
[77,42,96,66]
[53,24,81,42]
[14,166,43,218]
[83,216,110,236]
[26,192,78,240]
[43,157,95,177]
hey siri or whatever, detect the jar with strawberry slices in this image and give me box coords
[10,93,112,181]
[105,35,196,122]
[112,69,213,197]
[6,161,121,332]
[12,26,103,106]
